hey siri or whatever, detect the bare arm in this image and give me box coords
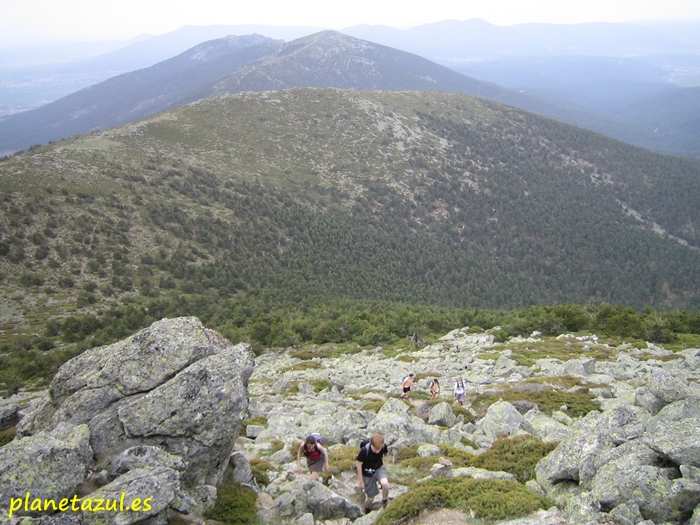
[357,461,365,488]
[297,443,304,473]
[320,445,330,470]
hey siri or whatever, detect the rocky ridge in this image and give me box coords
[240,328,700,525]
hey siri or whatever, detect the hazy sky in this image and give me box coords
[2,0,700,45]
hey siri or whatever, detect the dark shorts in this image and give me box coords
[403,387,411,393]
[362,465,388,498]
[307,457,324,473]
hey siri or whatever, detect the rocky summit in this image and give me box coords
[1,319,700,525]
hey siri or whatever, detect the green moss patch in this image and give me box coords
[281,360,321,372]
[505,338,617,367]
[415,371,442,380]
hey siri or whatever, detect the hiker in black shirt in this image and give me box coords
[356,434,389,513]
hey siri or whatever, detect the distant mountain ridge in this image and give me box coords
[0,31,559,155]
[341,19,700,61]
[0,35,281,154]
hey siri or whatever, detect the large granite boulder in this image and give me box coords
[535,404,649,490]
[534,396,700,524]
[647,368,692,406]
[427,402,457,427]
[296,482,363,520]
[109,446,186,480]
[17,317,254,488]
[366,399,440,446]
[0,423,92,516]
[476,400,524,442]
[81,466,181,525]
[522,409,570,443]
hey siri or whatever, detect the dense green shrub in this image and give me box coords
[203,482,257,525]
[375,477,553,524]
[471,436,559,483]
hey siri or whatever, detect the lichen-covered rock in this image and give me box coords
[535,404,648,490]
[416,443,441,457]
[377,398,409,417]
[642,417,700,467]
[109,446,186,479]
[49,317,222,429]
[634,386,664,415]
[81,467,180,525]
[0,423,92,515]
[476,400,523,442]
[451,467,516,481]
[647,368,691,405]
[563,357,596,377]
[587,440,678,523]
[115,341,254,486]
[427,402,457,427]
[229,453,254,485]
[16,318,254,491]
[0,392,46,431]
[296,482,363,520]
[645,398,700,434]
[522,410,570,443]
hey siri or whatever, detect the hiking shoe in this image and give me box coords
[382,499,388,508]
[364,506,373,514]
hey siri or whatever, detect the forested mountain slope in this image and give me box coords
[1,89,699,341]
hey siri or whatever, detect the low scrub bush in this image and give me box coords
[326,445,360,476]
[471,389,598,418]
[471,435,558,483]
[203,482,258,525]
[241,416,268,428]
[0,427,16,447]
[361,399,386,413]
[249,458,276,486]
[375,477,553,524]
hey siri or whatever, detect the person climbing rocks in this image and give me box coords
[356,434,390,513]
[400,372,415,399]
[454,377,466,406]
[297,433,329,481]
[429,378,441,400]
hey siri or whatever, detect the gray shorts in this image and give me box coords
[362,465,388,498]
